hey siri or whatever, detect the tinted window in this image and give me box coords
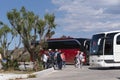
[105,33,117,55]
[48,40,81,49]
[90,34,105,55]
[117,35,120,45]
[85,40,90,51]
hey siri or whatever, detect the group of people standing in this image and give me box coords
[41,49,66,70]
[41,49,85,70]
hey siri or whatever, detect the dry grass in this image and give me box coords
[28,74,36,78]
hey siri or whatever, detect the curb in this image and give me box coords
[0,68,54,80]
[0,73,28,80]
[32,67,54,77]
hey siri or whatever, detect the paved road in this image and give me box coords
[25,65,120,80]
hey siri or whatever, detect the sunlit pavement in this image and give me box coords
[2,65,120,80]
[25,65,120,80]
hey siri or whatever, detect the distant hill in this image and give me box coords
[8,48,30,61]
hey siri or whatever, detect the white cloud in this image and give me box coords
[52,0,120,36]
[102,0,120,5]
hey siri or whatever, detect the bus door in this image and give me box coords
[113,33,120,62]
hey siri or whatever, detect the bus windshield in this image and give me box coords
[90,34,105,55]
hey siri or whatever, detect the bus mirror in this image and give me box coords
[98,38,101,45]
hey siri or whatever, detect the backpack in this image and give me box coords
[57,53,62,61]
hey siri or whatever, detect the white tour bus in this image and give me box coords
[89,30,120,67]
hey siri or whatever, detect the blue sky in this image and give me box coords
[0,0,120,49]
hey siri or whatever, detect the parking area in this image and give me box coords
[28,65,120,80]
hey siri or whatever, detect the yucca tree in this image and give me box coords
[0,22,17,70]
[7,7,57,71]
[0,23,12,58]
[7,7,38,61]
[44,13,56,39]
[37,13,56,49]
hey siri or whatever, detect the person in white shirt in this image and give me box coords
[41,52,48,69]
[75,50,84,68]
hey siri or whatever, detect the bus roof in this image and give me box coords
[47,38,90,42]
[94,30,120,35]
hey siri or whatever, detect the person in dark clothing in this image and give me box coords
[47,49,55,69]
[57,50,63,70]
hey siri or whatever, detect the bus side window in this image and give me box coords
[117,35,120,45]
[105,43,111,50]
